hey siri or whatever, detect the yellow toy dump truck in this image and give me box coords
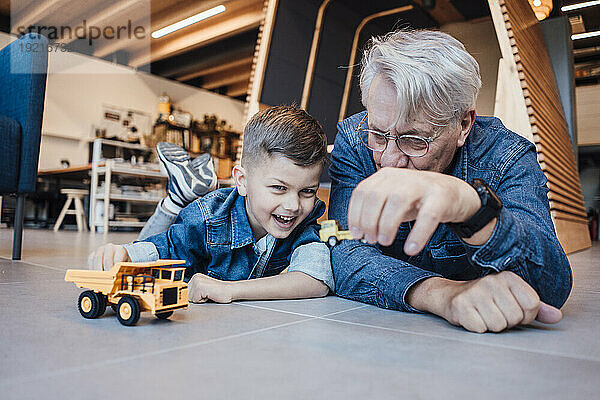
[65,260,188,326]
[319,219,355,247]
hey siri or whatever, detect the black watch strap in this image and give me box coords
[447,179,503,239]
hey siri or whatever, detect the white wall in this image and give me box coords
[0,32,246,169]
[441,18,502,117]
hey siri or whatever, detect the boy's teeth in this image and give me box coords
[276,215,294,222]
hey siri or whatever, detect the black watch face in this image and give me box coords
[489,189,502,210]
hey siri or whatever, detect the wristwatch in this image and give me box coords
[447,179,503,239]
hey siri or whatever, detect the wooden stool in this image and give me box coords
[53,189,89,232]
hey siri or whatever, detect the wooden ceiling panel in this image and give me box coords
[128,0,263,67]
[226,79,249,97]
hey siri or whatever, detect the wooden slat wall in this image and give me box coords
[498,0,591,253]
[241,0,276,164]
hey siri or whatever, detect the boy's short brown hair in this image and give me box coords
[241,106,327,169]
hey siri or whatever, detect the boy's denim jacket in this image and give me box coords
[125,187,333,289]
[329,112,573,312]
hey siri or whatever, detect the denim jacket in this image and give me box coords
[124,187,334,290]
[329,111,572,312]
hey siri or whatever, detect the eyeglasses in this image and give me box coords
[355,112,441,157]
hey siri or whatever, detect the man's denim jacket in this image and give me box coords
[124,187,333,290]
[329,112,572,312]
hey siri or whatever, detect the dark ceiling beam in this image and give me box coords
[412,0,465,25]
[177,56,253,82]
[155,38,256,79]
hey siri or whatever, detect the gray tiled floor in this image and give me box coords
[1,228,599,399]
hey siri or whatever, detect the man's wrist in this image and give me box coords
[406,276,455,316]
[462,217,497,246]
[223,281,238,301]
[458,180,482,222]
[406,276,444,314]
[450,179,501,243]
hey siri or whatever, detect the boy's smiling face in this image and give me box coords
[233,154,323,240]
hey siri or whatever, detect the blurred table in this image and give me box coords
[34,165,95,227]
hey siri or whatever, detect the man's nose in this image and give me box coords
[379,143,409,168]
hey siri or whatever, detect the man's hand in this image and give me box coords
[188,273,234,304]
[88,243,130,271]
[407,271,563,333]
[348,168,483,255]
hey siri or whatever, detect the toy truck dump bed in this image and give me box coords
[65,260,189,326]
[319,219,354,247]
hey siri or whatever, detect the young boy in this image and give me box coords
[89,106,333,303]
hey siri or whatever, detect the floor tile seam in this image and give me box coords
[315,316,600,363]
[0,315,319,386]
[235,302,369,319]
[0,278,66,285]
[0,258,66,273]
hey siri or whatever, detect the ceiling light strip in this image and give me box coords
[151,5,226,39]
[561,1,600,12]
[571,30,600,40]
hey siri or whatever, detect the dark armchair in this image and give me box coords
[0,33,49,260]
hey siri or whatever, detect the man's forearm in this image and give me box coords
[229,271,329,301]
[331,241,441,312]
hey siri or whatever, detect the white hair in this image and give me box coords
[360,29,482,129]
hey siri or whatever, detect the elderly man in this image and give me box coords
[329,29,572,333]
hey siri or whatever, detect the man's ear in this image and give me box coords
[457,108,476,148]
[232,165,248,196]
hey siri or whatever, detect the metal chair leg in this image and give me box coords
[12,194,25,260]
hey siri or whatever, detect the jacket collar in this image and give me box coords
[447,120,476,183]
[230,189,255,249]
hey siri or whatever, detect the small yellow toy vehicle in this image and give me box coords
[319,219,354,247]
[65,260,188,326]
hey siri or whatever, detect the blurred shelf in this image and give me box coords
[95,164,167,179]
[93,220,147,228]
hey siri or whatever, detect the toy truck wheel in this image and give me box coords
[327,236,338,247]
[78,290,100,319]
[96,294,107,317]
[155,311,173,320]
[116,296,141,326]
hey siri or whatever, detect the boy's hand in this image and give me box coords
[188,273,234,304]
[88,243,130,271]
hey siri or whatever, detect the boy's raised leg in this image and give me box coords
[137,143,217,240]
[157,142,217,213]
